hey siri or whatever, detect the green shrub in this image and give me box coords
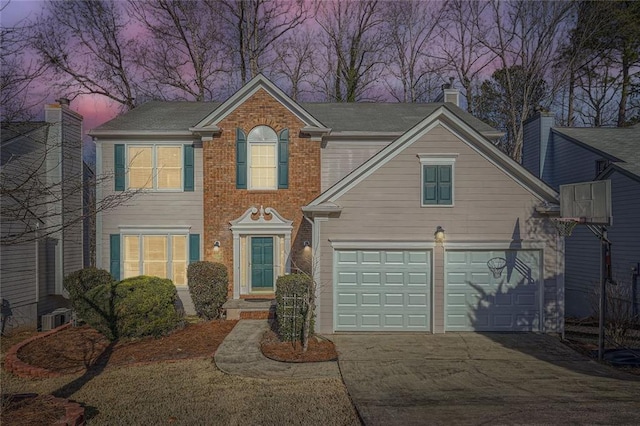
[81,276,183,341]
[63,267,114,311]
[275,274,312,342]
[187,262,228,320]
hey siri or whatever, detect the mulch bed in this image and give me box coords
[260,328,338,363]
[1,394,66,426]
[16,320,238,374]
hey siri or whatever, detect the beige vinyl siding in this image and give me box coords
[317,124,561,333]
[98,140,204,276]
[321,140,390,191]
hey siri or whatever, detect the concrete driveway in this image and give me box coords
[331,333,640,425]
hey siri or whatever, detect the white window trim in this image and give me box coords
[247,126,278,190]
[418,154,457,208]
[120,228,191,286]
[126,143,183,192]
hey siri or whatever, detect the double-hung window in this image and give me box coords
[127,145,182,190]
[419,154,457,206]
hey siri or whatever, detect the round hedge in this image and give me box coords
[80,275,183,341]
[63,267,114,312]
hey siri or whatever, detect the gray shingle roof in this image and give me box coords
[94,101,220,132]
[553,125,640,178]
[1,122,48,144]
[92,100,498,137]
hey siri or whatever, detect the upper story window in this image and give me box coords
[236,126,289,190]
[114,144,194,192]
[128,145,182,190]
[418,154,457,207]
[248,126,278,190]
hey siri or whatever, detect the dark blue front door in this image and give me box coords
[251,237,274,289]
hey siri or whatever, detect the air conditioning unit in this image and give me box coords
[41,308,72,331]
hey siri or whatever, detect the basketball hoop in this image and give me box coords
[552,217,585,237]
[487,257,507,279]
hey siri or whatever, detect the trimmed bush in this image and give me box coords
[275,274,312,342]
[80,276,183,341]
[187,261,228,320]
[63,267,114,311]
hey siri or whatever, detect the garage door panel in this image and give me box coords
[337,293,357,306]
[362,293,382,306]
[445,250,541,332]
[337,272,357,285]
[407,293,428,307]
[335,249,431,332]
[362,272,381,285]
[408,272,428,286]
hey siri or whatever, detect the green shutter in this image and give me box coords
[110,234,121,280]
[184,144,194,191]
[114,144,125,191]
[278,128,289,189]
[423,165,438,205]
[236,128,247,189]
[189,234,200,264]
[438,165,453,205]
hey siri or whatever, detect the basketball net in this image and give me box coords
[552,218,585,237]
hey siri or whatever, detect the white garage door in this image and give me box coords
[334,250,431,331]
[445,250,541,331]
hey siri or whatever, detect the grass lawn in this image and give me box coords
[2,357,359,425]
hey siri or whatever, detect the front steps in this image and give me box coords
[223,298,276,320]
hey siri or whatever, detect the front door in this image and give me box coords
[251,237,274,290]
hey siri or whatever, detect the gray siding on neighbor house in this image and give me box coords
[321,140,390,191]
[544,132,603,190]
[316,124,561,334]
[60,107,84,281]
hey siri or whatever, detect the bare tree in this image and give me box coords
[477,0,572,161]
[30,0,140,110]
[0,4,48,121]
[576,59,621,127]
[220,0,309,85]
[1,122,140,246]
[315,0,388,102]
[436,0,495,112]
[272,30,316,101]
[127,0,228,102]
[382,1,443,103]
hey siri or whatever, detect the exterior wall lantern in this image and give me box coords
[434,226,445,243]
[213,241,221,251]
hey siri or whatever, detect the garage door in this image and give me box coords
[334,250,431,331]
[445,250,541,331]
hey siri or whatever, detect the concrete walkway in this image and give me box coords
[332,333,640,426]
[214,320,340,379]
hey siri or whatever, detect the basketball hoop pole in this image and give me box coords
[597,227,613,362]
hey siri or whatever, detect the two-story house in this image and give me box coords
[523,113,640,318]
[91,75,563,334]
[1,100,83,332]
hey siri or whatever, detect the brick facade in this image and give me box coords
[202,89,321,296]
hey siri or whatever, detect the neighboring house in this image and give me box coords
[523,113,640,317]
[90,75,563,333]
[1,100,83,332]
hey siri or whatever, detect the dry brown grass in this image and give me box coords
[2,358,360,425]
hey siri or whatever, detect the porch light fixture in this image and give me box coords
[214,241,221,249]
[303,240,311,248]
[434,226,445,243]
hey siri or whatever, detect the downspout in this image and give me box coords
[303,215,320,329]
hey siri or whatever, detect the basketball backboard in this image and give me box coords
[559,180,612,225]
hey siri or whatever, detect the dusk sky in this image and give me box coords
[3,0,123,140]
